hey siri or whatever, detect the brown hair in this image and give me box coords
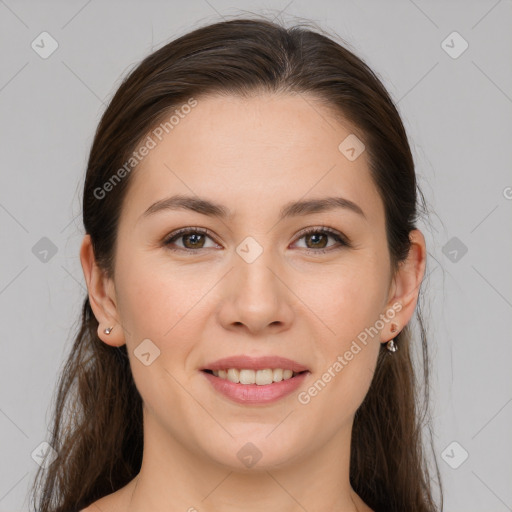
[30,15,442,512]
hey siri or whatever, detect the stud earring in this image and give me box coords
[386,339,398,352]
[386,323,399,352]
[104,326,113,335]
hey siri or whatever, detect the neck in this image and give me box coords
[121,406,363,512]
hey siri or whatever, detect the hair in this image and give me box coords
[30,15,442,512]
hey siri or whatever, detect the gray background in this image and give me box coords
[1,0,511,510]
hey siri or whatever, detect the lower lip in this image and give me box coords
[201,371,309,405]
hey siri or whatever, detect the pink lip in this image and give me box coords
[201,355,309,373]
[201,370,309,405]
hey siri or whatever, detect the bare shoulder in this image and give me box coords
[77,495,120,512]
[358,499,375,512]
[352,491,375,512]
[78,499,111,512]
[77,478,137,512]
[78,499,114,512]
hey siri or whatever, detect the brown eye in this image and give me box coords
[163,228,217,252]
[180,232,206,249]
[304,232,329,249]
[293,227,350,254]
[163,226,350,255]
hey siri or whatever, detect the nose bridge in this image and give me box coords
[223,233,291,331]
[234,234,281,299]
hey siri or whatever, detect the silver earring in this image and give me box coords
[386,339,398,352]
[104,326,113,335]
[386,323,399,352]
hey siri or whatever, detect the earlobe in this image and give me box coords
[381,229,426,343]
[79,234,125,347]
[97,323,125,347]
[386,322,400,352]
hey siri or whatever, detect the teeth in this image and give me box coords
[272,368,283,382]
[255,369,273,385]
[211,368,300,385]
[227,368,239,383]
[240,369,256,384]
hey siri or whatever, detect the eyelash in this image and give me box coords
[162,226,351,255]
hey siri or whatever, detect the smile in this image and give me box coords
[201,368,309,405]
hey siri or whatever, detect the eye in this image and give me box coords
[163,227,219,253]
[292,226,350,254]
[162,226,351,254]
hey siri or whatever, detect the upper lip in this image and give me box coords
[201,355,309,373]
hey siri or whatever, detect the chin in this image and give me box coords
[199,431,304,472]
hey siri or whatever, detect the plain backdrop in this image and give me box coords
[1,1,511,511]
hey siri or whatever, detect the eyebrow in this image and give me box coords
[140,194,366,222]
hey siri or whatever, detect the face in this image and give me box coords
[90,92,406,471]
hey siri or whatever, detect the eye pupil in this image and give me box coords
[306,233,327,249]
[184,233,204,248]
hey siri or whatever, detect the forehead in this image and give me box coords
[121,92,384,226]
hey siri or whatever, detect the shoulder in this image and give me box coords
[77,501,111,512]
[351,491,375,512]
[76,480,136,512]
[77,498,111,512]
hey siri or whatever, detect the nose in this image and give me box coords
[216,241,295,336]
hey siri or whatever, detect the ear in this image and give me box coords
[79,234,125,347]
[380,229,427,343]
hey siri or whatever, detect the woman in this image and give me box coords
[30,16,442,512]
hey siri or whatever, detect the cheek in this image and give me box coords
[300,256,388,340]
[298,256,386,401]
[113,261,204,415]
[114,251,205,340]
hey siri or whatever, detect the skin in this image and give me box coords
[80,92,426,512]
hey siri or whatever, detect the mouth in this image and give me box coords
[200,368,311,406]
[199,355,310,404]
